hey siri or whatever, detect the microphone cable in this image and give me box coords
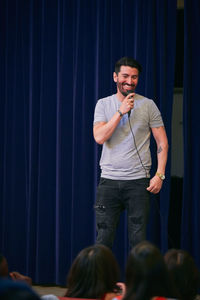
[128,113,148,178]
[128,113,175,248]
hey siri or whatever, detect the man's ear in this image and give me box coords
[113,72,118,83]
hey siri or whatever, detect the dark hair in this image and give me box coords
[0,254,8,278]
[124,241,177,300]
[164,249,200,300]
[115,57,142,74]
[0,253,4,264]
[65,244,120,298]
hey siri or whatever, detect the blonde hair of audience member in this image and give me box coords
[65,244,125,300]
[164,249,200,300]
[123,241,178,300]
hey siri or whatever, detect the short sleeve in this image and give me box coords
[93,99,107,125]
[148,100,164,128]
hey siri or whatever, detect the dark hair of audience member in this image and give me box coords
[164,249,200,300]
[65,244,120,298]
[0,254,9,278]
[123,241,178,300]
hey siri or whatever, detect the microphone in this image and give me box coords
[126,90,134,118]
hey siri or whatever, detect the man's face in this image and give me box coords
[113,65,139,97]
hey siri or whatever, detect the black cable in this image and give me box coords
[128,114,148,178]
[128,113,175,248]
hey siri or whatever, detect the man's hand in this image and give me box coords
[119,93,135,114]
[146,175,163,194]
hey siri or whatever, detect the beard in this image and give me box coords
[117,81,135,97]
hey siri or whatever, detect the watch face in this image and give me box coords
[157,173,165,180]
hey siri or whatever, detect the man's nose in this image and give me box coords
[126,77,133,85]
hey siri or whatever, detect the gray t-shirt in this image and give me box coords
[94,94,164,180]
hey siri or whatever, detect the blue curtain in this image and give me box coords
[0,0,176,284]
[181,0,200,269]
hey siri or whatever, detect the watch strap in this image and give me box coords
[117,109,123,118]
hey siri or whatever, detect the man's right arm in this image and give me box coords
[93,111,122,145]
[93,93,134,144]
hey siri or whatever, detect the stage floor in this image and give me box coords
[33,285,66,297]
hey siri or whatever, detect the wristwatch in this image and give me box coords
[156,172,165,180]
[117,109,123,118]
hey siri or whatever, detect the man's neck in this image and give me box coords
[116,91,125,102]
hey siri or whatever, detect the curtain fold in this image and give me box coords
[0,0,176,284]
[181,0,200,269]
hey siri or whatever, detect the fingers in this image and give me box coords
[126,93,135,108]
[146,185,160,194]
[146,176,163,194]
[9,272,15,280]
[9,271,32,285]
[127,92,135,99]
[120,94,134,114]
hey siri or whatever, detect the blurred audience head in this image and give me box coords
[0,254,9,278]
[0,279,40,300]
[124,241,177,300]
[65,244,120,298]
[164,249,200,300]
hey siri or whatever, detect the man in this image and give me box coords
[93,57,168,249]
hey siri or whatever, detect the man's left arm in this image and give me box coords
[146,126,168,194]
